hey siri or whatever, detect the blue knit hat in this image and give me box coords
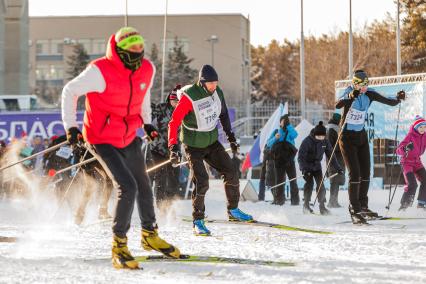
[413,115,426,130]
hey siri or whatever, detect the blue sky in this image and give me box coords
[29,0,397,46]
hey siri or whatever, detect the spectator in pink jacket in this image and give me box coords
[397,115,426,210]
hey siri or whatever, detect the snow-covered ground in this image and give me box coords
[1,181,426,284]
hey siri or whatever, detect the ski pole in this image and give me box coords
[48,157,97,177]
[0,140,69,172]
[146,159,172,173]
[312,172,341,206]
[386,147,408,211]
[268,175,303,190]
[312,102,354,207]
[146,148,233,173]
[49,135,150,176]
[387,168,404,210]
[51,148,90,220]
[386,101,402,209]
[172,148,233,168]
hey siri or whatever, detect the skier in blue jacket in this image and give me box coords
[336,69,405,224]
[266,115,299,205]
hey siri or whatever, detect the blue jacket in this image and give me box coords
[298,131,341,173]
[336,86,400,131]
[266,125,298,149]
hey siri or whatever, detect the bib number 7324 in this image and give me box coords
[346,109,366,125]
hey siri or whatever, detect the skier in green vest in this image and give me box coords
[168,65,253,236]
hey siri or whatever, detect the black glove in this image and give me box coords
[303,171,312,180]
[349,89,360,99]
[66,127,82,145]
[397,90,406,101]
[337,169,344,175]
[228,133,240,154]
[404,142,414,152]
[143,124,159,141]
[169,144,182,165]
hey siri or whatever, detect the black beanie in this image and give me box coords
[313,121,327,136]
[280,114,289,123]
[199,64,218,83]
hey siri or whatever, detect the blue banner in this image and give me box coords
[0,108,236,143]
[0,111,84,142]
[336,82,425,142]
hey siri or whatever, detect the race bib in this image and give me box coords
[191,91,222,131]
[56,146,73,159]
[346,108,366,125]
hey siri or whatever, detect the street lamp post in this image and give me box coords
[160,0,168,102]
[206,35,218,67]
[300,0,306,119]
[125,0,128,26]
[396,0,401,75]
[349,0,353,78]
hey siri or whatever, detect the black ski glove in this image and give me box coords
[169,144,182,166]
[397,90,406,101]
[303,171,312,180]
[143,124,159,141]
[349,89,360,99]
[66,127,82,145]
[404,142,414,152]
[228,132,240,154]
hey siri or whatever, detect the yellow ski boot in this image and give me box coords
[141,227,180,259]
[112,235,139,269]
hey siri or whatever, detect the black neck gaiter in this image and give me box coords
[116,46,144,71]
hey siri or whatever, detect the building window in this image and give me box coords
[36,65,64,80]
[36,40,49,55]
[161,38,189,54]
[92,39,106,54]
[51,39,64,55]
[77,39,91,54]
[35,65,49,80]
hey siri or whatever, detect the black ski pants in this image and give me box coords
[258,157,267,201]
[339,129,370,212]
[328,154,345,206]
[274,160,299,205]
[92,137,155,238]
[151,151,181,205]
[303,170,326,204]
[184,141,240,220]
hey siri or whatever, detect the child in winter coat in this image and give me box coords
[298,121,343,215]
[397,115,426,210]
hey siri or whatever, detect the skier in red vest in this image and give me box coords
[61,27,180,269]
[168,64,253,236]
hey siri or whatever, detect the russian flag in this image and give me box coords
[242,103,288,171]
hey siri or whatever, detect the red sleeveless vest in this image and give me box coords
[83,35,154,148]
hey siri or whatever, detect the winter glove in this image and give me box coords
[66,127,82,145]
[228,133,240,154]
[303,171,312,180]
[397,90,406,101]
[337,169,344,175]
[169,144,182,166]
[404,142,414,152]
[143,124,159,141]
[349,89,360,99]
